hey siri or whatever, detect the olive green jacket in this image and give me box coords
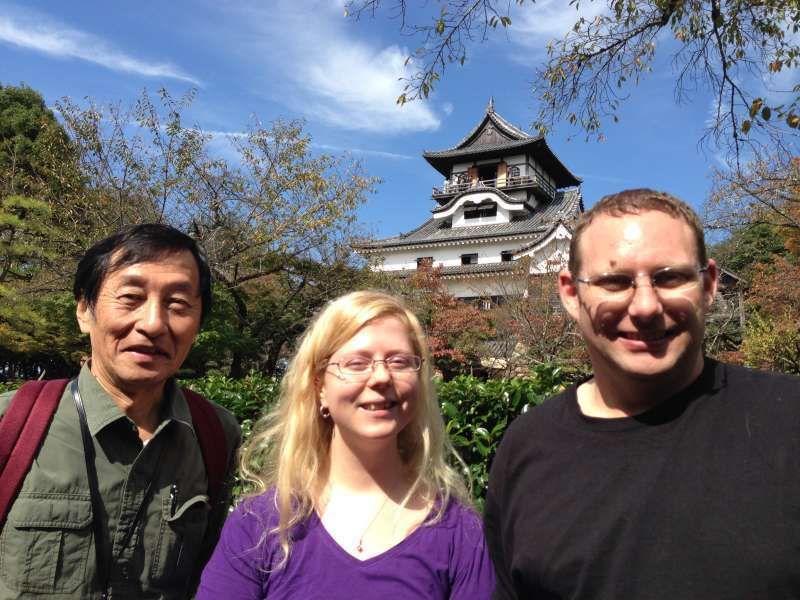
[0,366,241,599]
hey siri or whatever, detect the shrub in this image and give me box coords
[182,370,280,441]
[438,364,571,509]
[181,371,281,499]
[0,380,21,393]
[740,312,800,375]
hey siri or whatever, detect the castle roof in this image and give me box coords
[392,261,520,280]
[356,188,582,252]
[422,100,581,187]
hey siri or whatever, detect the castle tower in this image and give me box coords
[357,102,583,303]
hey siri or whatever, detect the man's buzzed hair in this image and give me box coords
[568,188,707,276]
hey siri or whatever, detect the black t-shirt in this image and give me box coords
[484,359,800,600]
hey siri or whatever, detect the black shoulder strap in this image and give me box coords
[71,379,110,600]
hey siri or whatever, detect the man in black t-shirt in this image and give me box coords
[485,189,800,600]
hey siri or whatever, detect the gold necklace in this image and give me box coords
[356,492,392,553]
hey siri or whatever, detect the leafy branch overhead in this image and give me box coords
[347,0,800,155]
[0,84,381,378]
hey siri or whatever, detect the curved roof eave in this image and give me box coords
[430,187,532,214]
[423,138,581,187]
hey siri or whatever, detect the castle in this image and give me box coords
[357,100,583,304]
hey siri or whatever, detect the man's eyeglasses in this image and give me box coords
[326,354,423,380]
[575,266,709,300]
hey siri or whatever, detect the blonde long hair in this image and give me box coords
[240,290,470,567]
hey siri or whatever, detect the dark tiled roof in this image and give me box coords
[357,188,582,251]
[393,261,520,279]
[424,137,535,159]
[421,103,581,186]
[448,106,531,150]
[423,137,581,187]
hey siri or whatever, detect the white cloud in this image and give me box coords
[222,1,440,134]
[203,129,249,139]
[442,101,455,115]
[313,142,414,160]
[0,11,201,85]
[507,0,607,56]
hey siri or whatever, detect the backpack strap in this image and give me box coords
[181,388,228,505]
[0,379,69,524]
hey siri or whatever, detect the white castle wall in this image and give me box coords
[368,226,572,299]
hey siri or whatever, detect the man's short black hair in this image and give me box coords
[74,224,213,322]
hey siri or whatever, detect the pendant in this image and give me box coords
[356,541,364,553]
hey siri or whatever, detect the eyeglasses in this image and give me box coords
[575,266,709,300]
[326,354,423,380]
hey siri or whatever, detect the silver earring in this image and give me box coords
[319,405,330,419]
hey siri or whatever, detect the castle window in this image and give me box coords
[461,253,478,265]
[464,203,497,220]
[501,251,514,262]
[416,257,433,269]
[478,164,497,182]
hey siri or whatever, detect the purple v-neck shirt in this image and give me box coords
[197,492,495,599]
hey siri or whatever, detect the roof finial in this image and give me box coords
[487,97,494,113]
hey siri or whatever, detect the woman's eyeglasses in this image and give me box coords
[326,354,423,380]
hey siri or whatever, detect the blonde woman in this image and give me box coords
[198,291,494,599]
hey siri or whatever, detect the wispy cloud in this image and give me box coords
[193,129,415,160]
[0,10,201,85]
[203,128,249,139]
[219,1,441,134]
[313,143,415,160]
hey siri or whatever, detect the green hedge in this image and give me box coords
[184,365,570,507]
[181,370,281,447]
[0,381,20,394]
[439,364,569,509]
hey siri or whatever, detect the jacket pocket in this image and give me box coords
[0,493,92,594]
[148,493,210,588]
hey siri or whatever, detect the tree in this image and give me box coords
[397,266,494,378]
[707,150,800,235]
[187,255,381,376]
[736,247,800,375]
[489,261,589,375]
[0,84,89,377]
[709,221,790,279]
[707,172,800,373]
[0,86,379,379]
[347,0,800,157]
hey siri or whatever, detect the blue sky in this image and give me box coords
[1,0,724,240]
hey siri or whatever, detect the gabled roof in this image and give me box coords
[356,188,582,252]
[449,98,530,148]
[422,100,581,186]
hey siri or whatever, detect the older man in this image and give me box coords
[485,189,800,599]
[0,224,240,599]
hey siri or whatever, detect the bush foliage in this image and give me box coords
[439,364,570,508]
